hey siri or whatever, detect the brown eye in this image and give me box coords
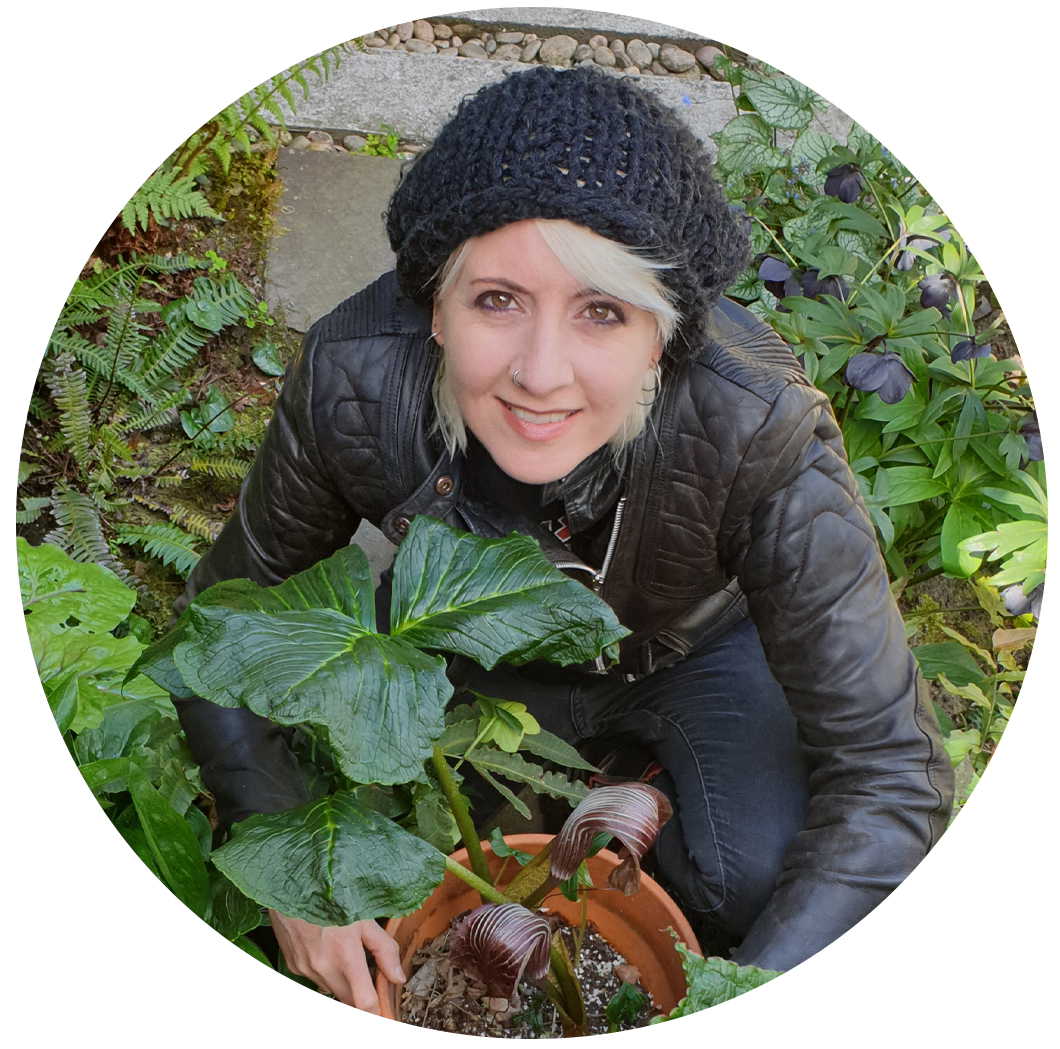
[585,302,623,323]
[484,291,514,309]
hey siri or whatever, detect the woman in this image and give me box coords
[173,65,953,1012]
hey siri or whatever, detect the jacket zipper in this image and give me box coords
[545,497,627,673]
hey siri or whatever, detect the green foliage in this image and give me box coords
[122,45,350,234]
[358,124,399,157]
[114,522,202,579]
[28,251,260,571]
[710,61,1042,597]
[19,538,261,935]
[652,941,781,1020]
[605,982,649,1032]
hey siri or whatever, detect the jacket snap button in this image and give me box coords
[394,516,410,536]
[435,476,454,496]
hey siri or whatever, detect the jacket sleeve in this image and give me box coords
[721,381,954,972]
[172,325,362,831]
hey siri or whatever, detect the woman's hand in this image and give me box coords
[269,910,405,1013]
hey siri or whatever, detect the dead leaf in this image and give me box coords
[613,963,640,984]
[993,627,1036,652]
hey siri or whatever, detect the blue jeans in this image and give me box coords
[458,617,810,951]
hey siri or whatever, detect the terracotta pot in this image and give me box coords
[376,833,700,1023]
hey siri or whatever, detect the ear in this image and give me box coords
[649,340,662,369]
[431,303,444,346]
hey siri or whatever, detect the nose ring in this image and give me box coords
[512,370,525,388]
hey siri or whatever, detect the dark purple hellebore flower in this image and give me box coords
[799,268,850,302]
[824,163,863,203]
[1019,413,1043,461]
[845,349,915,404]
[1003,582,1043,620]
[950,340,991,363]
[757,256,801,307]
[918,273,957,310]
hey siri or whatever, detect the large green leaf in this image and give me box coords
[212,792,445,925]
[711,114,784,176]
[654,943,781,1019]
[18,537,134,642]
[206,869,265,941]
[176,613,449,786]
[390,517,628,669]
[127,763,208,917]
[911,642,984,687]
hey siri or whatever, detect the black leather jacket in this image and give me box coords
[174,270,953,972]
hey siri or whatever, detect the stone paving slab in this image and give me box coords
[265,150,403,333]
[291,50,738,150]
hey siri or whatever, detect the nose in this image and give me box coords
[511,311,575,397]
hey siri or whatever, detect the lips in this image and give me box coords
[500,399,580,442]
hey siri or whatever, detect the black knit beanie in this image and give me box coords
[385,64,750,360]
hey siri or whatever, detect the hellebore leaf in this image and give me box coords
[212,791,445,925]
[449,902,552,1002]
[390,517,628,668]
[550,784,672,895]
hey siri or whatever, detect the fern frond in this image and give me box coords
[28,395,53,420]
[47,354,94,470]
[139,252,205,275]
[153,474,186,488]
[115,522,201,578]
[166,504,222,542]
[186,455,250,480]
[123,169,220,234]
[18,460,39,486]
[46,485,109,562]
[16,496,52,524]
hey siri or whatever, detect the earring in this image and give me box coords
[512,370,525,388]
[429,331,442,347]
[637,362,662,407]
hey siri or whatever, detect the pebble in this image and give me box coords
[484,37,497,54]
[404,39,436,54]
[361,34,387,48]
[614,51,633,69]
[387,32,400,47]
[451,24,474,37]
[278,129,293,146]
[396,21,413,42]
[492,43,523,61]
[589,34,608,49]
[696,45,725,75]
[647,41,661,58]
[496,31,524,44]
[289,135,309,150]
[342,134,367,151]
[521,38,542,61]
[433,23,452,39]
[673,67,702,81]
[651,59,670,76]
[450,36,462,48]
[458,41,489,59]
[594,46,616,67]
[659,44,697,72]
[306,141,334,152]
[539,34,578,66]
[413,19,434,43]
[437,46,459,58]
[611,38,625,55]
[307,130,333,145]
[574,43,593,62]
[626,39,652,68]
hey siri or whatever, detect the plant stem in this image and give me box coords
[442,855,508,904]
[432,745,492,887]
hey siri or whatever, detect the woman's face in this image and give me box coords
[432,220,662,485]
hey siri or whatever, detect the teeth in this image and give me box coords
[510,406,572,424]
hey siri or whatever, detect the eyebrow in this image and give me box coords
[468,277,611,300]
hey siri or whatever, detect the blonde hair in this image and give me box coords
[431,218,679,457]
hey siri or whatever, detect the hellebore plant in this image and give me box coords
[132,515,672,1031]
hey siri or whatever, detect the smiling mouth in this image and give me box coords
[503,402,578,424]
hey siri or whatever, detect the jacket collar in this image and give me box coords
[541,442,631,533]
